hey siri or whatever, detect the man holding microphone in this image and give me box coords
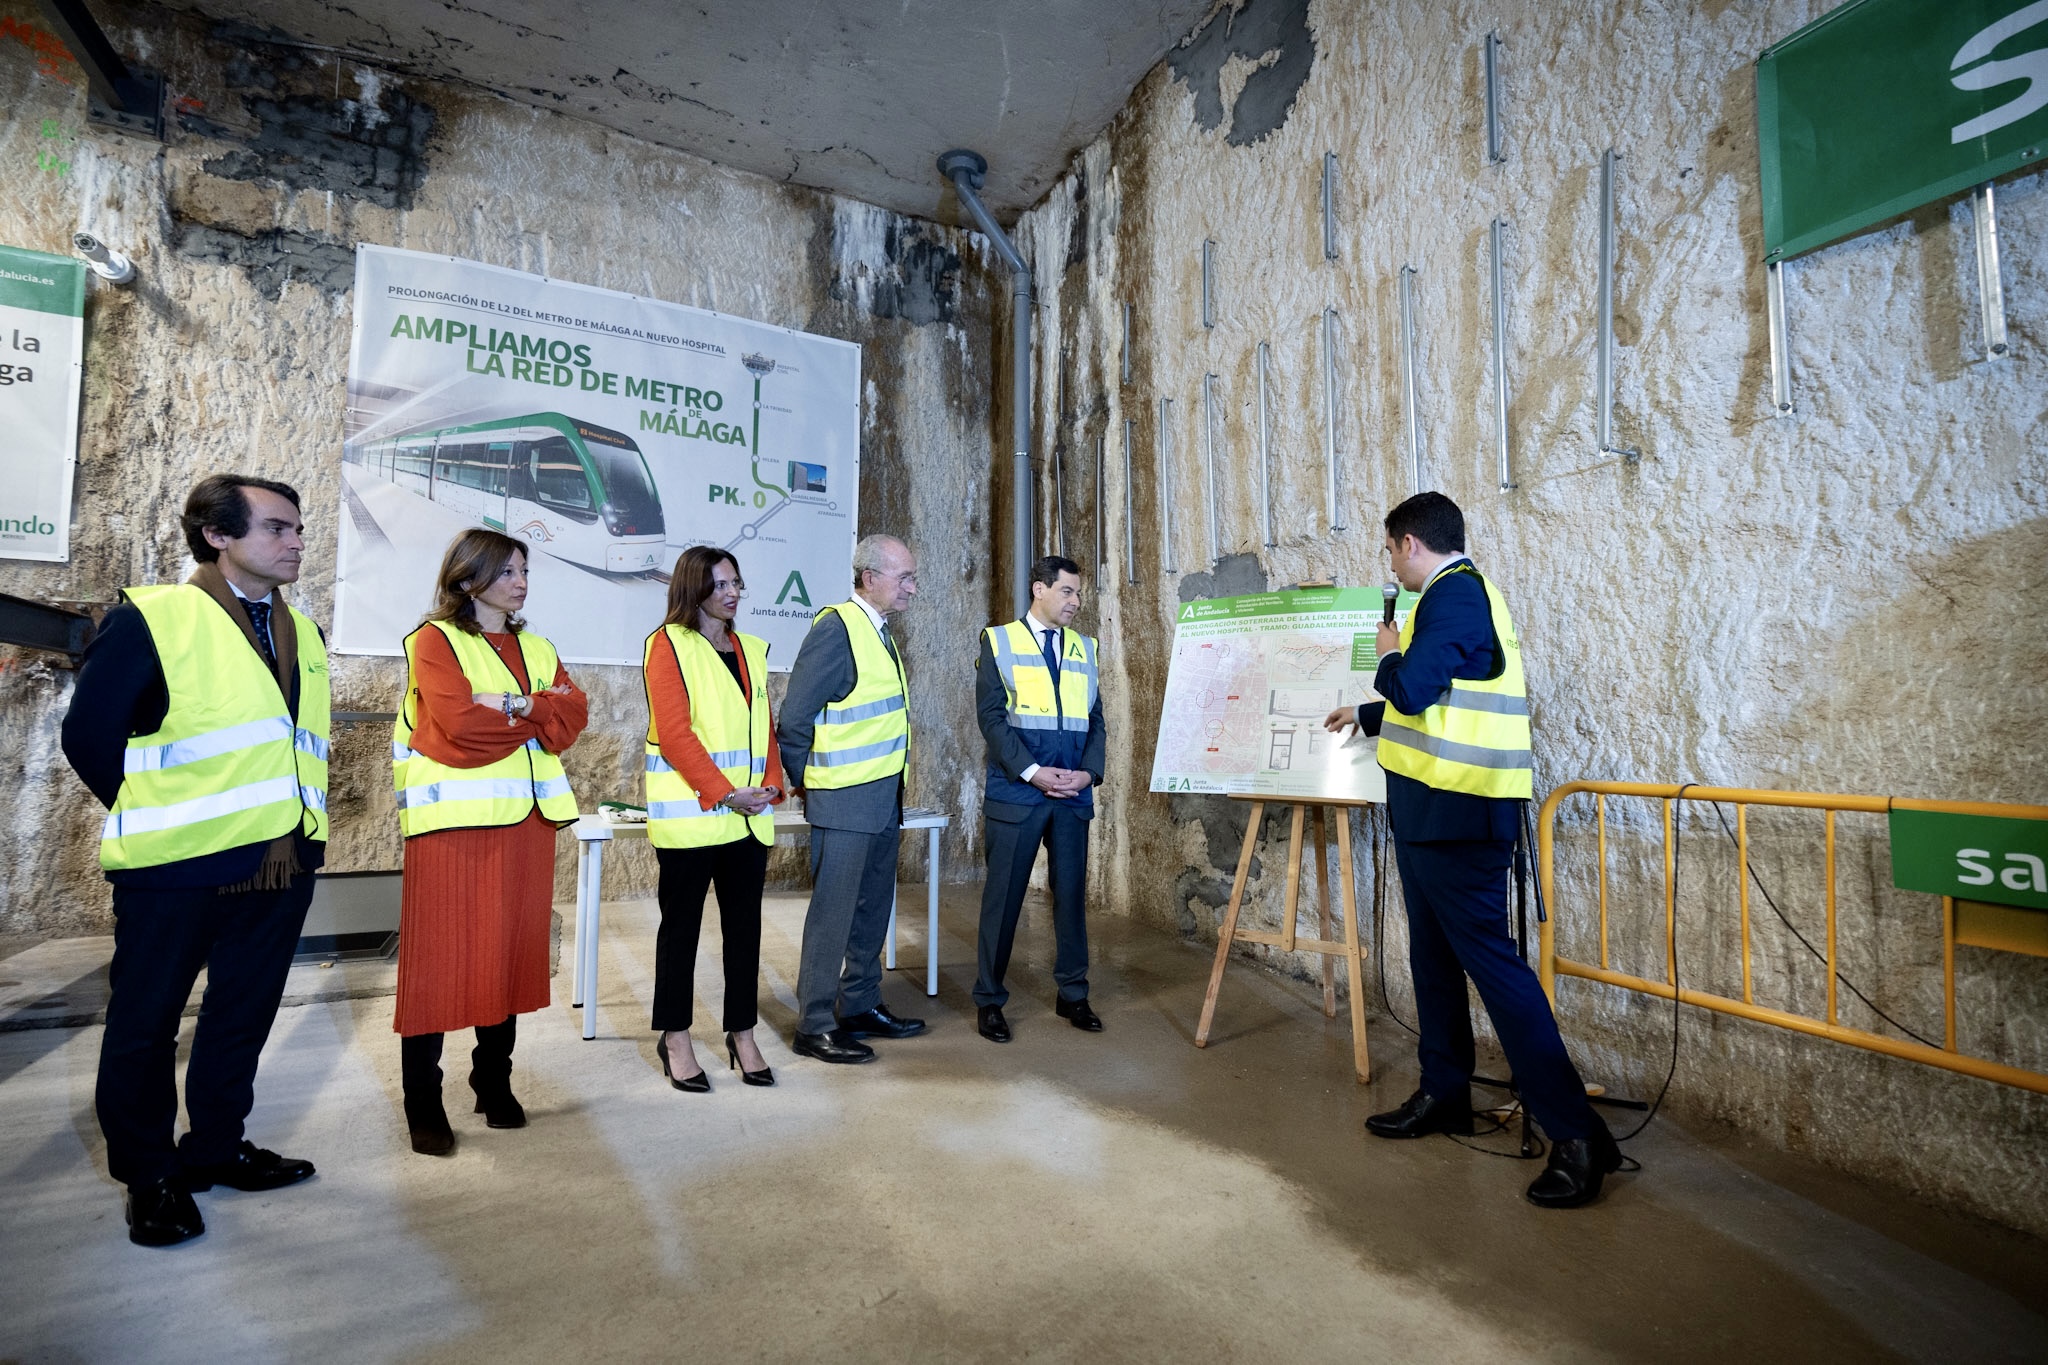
[1325,492,1620,1209]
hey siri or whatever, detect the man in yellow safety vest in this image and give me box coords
[777,533,924,1064]
[971,554,1108,1043]
[1323,492,1621,1209]
[62,475,328,1247]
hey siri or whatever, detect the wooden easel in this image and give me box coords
[1194,794,1374,1082]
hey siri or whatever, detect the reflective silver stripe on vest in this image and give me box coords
[647,799,721,819]
[395,775,572,810]
[294,728,330,761]
[808,734,909,767]
[103,774,300,839]
[816,693,906,725]
[123,715,292,774]
[393,741,419,763]
[301,785,328,812]
[1444,686,1530,717]
[647,751,760,776]
[1377,723,1533,770]
[1006,714,1063,731]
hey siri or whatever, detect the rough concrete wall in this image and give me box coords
[0,0,999,934]
[1013,0,2048,1235]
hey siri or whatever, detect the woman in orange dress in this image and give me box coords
[392,529,586,1155]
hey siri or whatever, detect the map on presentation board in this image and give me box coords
[1150,587,1417,803]
[335,244,860,667]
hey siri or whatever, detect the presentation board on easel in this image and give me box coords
[1149,586,1416,802]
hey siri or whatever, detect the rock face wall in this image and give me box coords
[1011,0,2048,1234]
[0,1,1004,933]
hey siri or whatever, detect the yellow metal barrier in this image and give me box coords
[1536,782,2048,1096]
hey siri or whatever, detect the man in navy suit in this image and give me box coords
[1324,492,1619,1208]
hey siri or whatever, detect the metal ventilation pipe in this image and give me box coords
[938,149,1033,619]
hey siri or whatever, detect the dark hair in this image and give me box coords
[1030,554,1082,589]
[423,528,528,635]
[1384,492,1465,554]
[182,474,302,562]
[663,545,741,630]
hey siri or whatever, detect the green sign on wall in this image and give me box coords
[1757,0,2048,262]
[1889,808,2048,912]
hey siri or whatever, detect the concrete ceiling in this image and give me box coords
[162,0,1221,223]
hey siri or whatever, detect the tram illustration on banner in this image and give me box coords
[343,413,666,576]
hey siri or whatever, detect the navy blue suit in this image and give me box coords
[972,625,1107,1008]
[62,596,325,1185]
[1361,561,1599,1142]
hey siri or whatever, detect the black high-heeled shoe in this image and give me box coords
[655,1033,710,1093]
[726,1032,775,1087]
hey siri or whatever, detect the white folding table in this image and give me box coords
[567,806,951,1040]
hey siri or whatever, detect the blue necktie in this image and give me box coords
[1041,628,1060,679]
[244,599,278,671]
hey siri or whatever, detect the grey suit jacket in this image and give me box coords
[776,605,905,835]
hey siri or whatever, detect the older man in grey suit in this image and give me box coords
[778,534,927,1064]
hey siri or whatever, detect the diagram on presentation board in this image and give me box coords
[334,245,860,667]
[1150,587,1417,803]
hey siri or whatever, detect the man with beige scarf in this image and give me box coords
[61,474,330,1247]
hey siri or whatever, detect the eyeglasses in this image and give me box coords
[711,578,748,596]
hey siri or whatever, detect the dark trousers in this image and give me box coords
[652,838,768,1033]
[795,825,900,1034]
[96,874,315,1186]
[973,803,1090,1007]
[401,1017,515,1106]
[1392,836,1601,1142]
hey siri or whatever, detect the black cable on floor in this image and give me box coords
[1368,806,1419,1039]
[1608,784,1692,1143]
[1705,801,1937,1048]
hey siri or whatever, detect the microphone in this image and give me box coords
[1381,582,1399,627]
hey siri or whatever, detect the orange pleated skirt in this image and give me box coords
[393,811,559,1036]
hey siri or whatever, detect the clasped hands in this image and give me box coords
[720,785,781,816]
[472,684,576,727]
[1028,766,1092,799]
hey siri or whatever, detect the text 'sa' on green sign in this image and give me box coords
[1888,808,2048,911]
[1756,0,2048,262]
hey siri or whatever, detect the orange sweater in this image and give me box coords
[646,628,785,810]
[407,626,588,767]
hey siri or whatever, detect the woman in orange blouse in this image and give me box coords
[394,530,587,1154]
[643,545,785,1089]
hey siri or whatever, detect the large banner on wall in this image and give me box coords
[0,244,85,563]
[336,245,860,667]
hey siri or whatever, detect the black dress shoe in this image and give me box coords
[726,1033,775,1086]
[836,1004,927,1039]
[180,1140,317,1192]
[1055,997,1104,1032]
[792,1029,877,1064]
[656,1035,712,1092]
[1364,1088,1475,1139]
[1526,1127,1623,1209]
[125,1178,205,1247]
[977,1005,1012,1043]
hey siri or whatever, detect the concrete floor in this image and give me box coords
[3,888,2045,1364]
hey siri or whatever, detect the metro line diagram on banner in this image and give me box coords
[334,245,860,668]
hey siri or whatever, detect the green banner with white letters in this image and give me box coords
[0,243,86,563]
[1889,808,2048,911]
[1756,0,2048,261]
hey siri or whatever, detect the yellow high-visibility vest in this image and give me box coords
[100,584,330,870]
[984,619,1097,732]
[392,621,578,836]
[802,600,909,789]
[1377,564,1533,800]
[643,625,774,848]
